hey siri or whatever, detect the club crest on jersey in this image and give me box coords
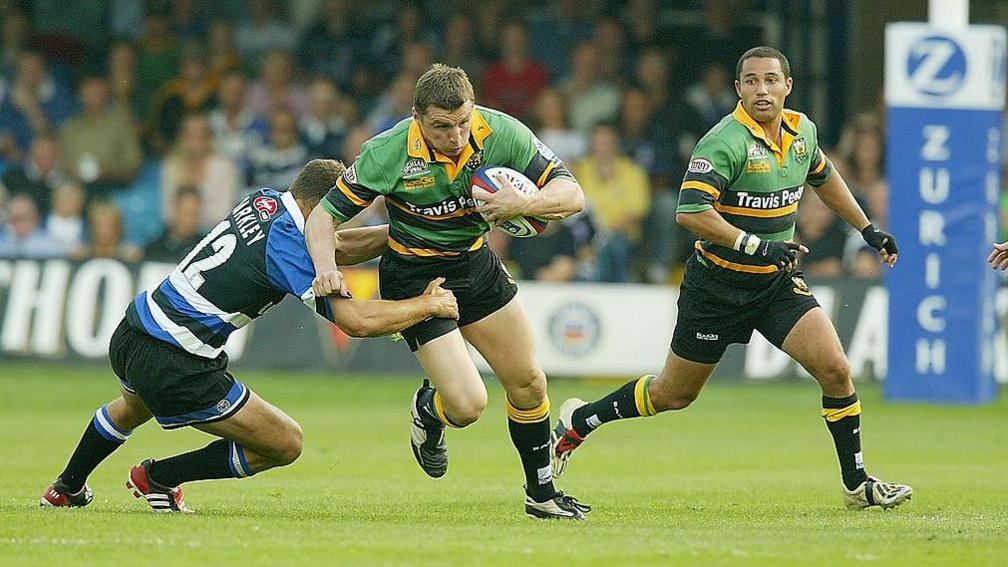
[792,137,808,162]
[343,164,358,184]
[688,158,714,174]
[465,149,484,170]
[748,143,769,160]
[792,276,812,296]
[253,196,278,221]
[402,158,430,178]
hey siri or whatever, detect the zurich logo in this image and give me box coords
[906,35,967,97]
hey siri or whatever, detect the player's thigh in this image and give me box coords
[778,307,853,396]
[106,388,154,430]
[649,349,717,410]
[460,295,545,402]
[195,390,302,461]
[415,329,488,420]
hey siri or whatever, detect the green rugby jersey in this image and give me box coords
[322,106,573,260]
[678,102,833,283]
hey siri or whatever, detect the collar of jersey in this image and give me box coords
[280,191,305,233]
[731,102,802,166]
[407,107,493,181]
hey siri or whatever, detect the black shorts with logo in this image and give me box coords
[670,255,820,364]
[379,244,518,351]
[109,318,250,429]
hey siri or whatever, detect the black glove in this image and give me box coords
[861,224,898,255]
[754,240,803,270]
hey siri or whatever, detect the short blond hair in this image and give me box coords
[413,64,475,115]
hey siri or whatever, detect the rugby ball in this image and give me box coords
[471,166,549,238]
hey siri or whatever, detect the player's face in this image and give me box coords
[415,101,474,158]
[735,57,793,125]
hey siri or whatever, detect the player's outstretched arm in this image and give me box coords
[813,171,897,267]
[988,241,1008,270]
[334,225,389,266]
[676,208,808,271]
[305,203,349,297]
[330,278,458,338]
[475,176,585,222]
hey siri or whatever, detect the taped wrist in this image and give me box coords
[734,232,762,256]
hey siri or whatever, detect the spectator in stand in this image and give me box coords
[59,77,142,196]
[574,123,650,282]
[301,78,349,160]
[625,0,661,57]
[0,194,66,258]
[107,41,142,122]
[365,72,416,134]
[144,186,204,262]
[1,7,31,73]
[619,87,662,174]
[72,201,141,261]
[171,0,208,42]
[336,123,388,228]
[370,3,439,77]
[247,50,309,119]
[135,11,181,115]
[592,17,629,84]
[796,191,847,277]
[0,135,63,215]
[836,113,888,228]
[44,182,86,251]
[562,41,621,134]
[296,0,361,86]
[532,88,587,164]
[0,51,73,153]
[506,221,581,282]
[399,41,434,80]
[528,0,593,80]
[234,0,297,62]
[482,22,549,123]
[441,14,486,90]
[206,20,241,79]
[246,108,309,194]
[472,0,507,61]
[685,62,737,131]
[149,45,219,155]
[162,114,239,229]
[208,72,268,173]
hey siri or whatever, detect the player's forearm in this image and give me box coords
[334,225,389,266]
[526,178,585,220]
[814,172,871,231]
[675,208,745,248]
[305,205,342,271]
[335,297,436,338]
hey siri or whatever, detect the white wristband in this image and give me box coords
[734,233,762,256]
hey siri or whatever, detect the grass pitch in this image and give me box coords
[1,362,1006,566]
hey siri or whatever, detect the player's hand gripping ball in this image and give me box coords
[471,166,548,238]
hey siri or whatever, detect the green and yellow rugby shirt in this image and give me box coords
[677,102,832,280]
[321,106,574,259]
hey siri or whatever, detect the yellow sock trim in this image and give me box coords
[634,375,657,417]
[505,397,551,424]
[821,401,862,422]
[432,392,460,428]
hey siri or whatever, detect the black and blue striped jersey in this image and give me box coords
[125,188,334,358]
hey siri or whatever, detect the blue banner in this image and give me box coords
[884,24,1005,403]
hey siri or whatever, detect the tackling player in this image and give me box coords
[305,65,591,520]
[41,159,458,512]
[551,47,913,510]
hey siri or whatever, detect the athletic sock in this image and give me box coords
[569,375,657,438]
[416,387,461,428]
[505,397,556,503]
[147,439,254,487]
[58,405,132,493]
[822,393,869,491]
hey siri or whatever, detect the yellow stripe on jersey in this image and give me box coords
[822,401,862,422]
[695,242,779,274]
[714,202,798,218]
[536,161,557,187]
[505,397,551,424]
[681,180,721,199]
[336,178,369,207]
[810,150,829,175]
[387,235,484,257]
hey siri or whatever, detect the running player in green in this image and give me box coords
[552,47,913,510]
[305,65,591,519]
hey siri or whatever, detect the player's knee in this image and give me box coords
[445,393,487,427]
[503,368,547,406]
[273,421,304,466]
[649,379,699,412]
[815,358,851,391]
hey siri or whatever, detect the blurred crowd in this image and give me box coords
[0,0,897,281]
